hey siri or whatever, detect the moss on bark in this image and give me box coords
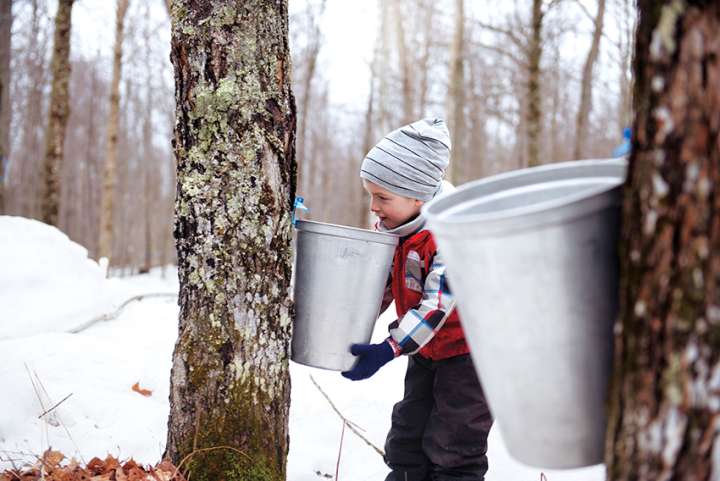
[165,1,297,480]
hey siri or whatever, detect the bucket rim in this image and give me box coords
[423,158,626,228]
[295,219,400,245]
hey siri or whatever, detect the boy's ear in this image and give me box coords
[414,199,424,207]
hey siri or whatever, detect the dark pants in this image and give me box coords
[384,354,493,481]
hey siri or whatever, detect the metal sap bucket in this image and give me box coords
[292,220,398,371]
[422,158,626,468]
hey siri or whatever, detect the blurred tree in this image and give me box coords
[606,1,720,478]
[99,0,130,264]
[573,0,606,160]
[165,1,296,479]
[0,0,12,214]
[41,0,74,226]
[447,0,466,183]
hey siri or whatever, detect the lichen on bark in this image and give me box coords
[165,2,297,480]
[605,2,720,479]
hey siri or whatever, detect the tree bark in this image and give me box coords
[606,2,720,479]
[447,0,465,183]
[165,1,296,480]
[573,0,605,160]
[41,0,74,226]
[98,0,129,263]
[526,0,543,167]
[0,0,12,214]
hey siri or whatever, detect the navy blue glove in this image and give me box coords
[341,341,395,381]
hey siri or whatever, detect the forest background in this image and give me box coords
[0,0,633,273]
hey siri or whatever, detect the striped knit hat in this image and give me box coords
[360,118,451,201]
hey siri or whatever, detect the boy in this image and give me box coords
[341,118,493,481]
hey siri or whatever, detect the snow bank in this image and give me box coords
[0,216,112,339]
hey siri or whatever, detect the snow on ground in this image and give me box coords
[0,216,605,480]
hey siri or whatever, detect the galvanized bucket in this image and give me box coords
[422,158,626,469]
[292,220,398,371]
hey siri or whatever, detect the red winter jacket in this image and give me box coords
[381,225,470,361]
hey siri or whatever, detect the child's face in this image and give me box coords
[363,180,424,229]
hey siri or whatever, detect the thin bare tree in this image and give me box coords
[526,0,544,167]
[40,0,74,226]
[98,0,130,263]
[447,0,465,182]
[573,0,606,160]
[0,0,12,214]
[394,0,414,124]
[606,1,720,478]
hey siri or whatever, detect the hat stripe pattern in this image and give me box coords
[375,144,439,182]
[360,169,420,196]
[364,155,437,187]
[360,118,451,202]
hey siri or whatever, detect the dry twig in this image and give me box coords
[309,374,385,457]
[66,292,177,334]
[38,393,73,419]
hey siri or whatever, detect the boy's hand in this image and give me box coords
[341,341,395,381]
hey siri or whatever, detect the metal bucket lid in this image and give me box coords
[295,219,399,246]
[423,158,626,236]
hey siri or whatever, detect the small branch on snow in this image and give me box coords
[66,292,178,334]
[335,420,346,481]
[309,374,385,457]
[38,393,73,419]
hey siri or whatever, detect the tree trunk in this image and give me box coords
[99,0,129,263]
[41,0,74,226]
[0,0,11,214]
[617,0,635,134]
[526,0,543,167]
[165,1,296,480]
[15,0,46,218]
[447,0,465,183]
[606,2,720,479]
[394,0,414,125]
[573,0,606,160]
[296,0,324,200]
[417,0,434,118]
[141,2,154,275]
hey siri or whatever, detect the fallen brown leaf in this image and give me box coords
[131,382,152,397]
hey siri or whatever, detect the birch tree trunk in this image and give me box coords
[573,0,605,160]
[165,1,296,480]
[606,2,720,479]
[41,0,74,226]
[0,0,12,214]
[98,0,129,263]
[447,0,465,183]
[526,0,543,167]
